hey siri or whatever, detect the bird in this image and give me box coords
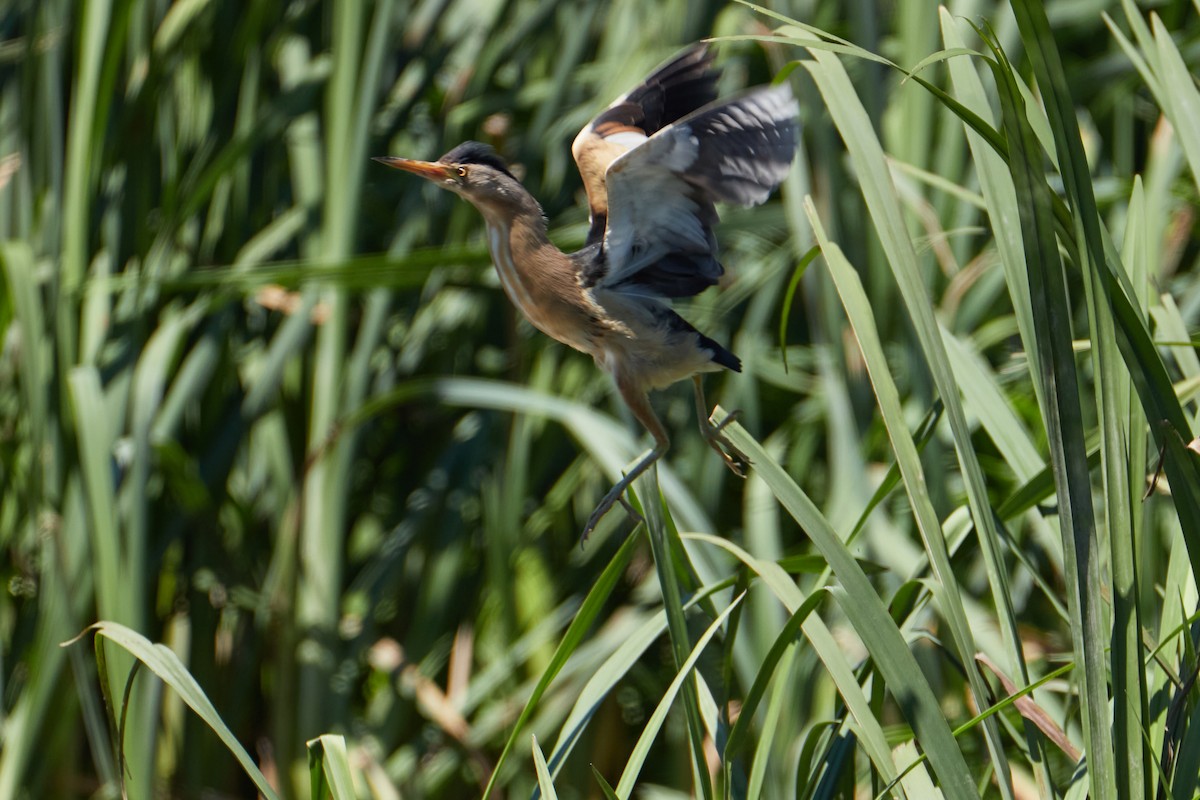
[376,43,799,540]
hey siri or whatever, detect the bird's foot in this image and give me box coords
[579,443,665,547]
[580,479,644,548]
[703,409,751,477]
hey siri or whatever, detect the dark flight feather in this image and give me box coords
[614,251,723,298]
[679,88,800,206]
[590,44,719,141]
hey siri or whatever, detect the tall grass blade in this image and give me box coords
[639,466,714,800]
[980,19,1114,797]
[60,0,112,356]
[796,35,1021,796]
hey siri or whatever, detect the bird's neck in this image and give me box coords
[473,197,601,354]
[478,193,548,247]
[478,198,558,316]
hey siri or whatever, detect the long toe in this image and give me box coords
[581,482,642,547]
[719,445,749,477]
[703,424,751,478]
[724,449,749,477]
[713,408,742,433]
[581,504,612,548]
[580,511,604,548]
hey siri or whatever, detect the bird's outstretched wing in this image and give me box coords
[572,44,719,245]
[596,83,799,299]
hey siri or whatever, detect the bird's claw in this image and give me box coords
[578,445,666,547]
[705,409,751,478]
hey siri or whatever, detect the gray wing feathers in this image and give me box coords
[599,83,799,295]
[682,85,799,206]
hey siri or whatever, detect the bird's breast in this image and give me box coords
[484,222,603,355]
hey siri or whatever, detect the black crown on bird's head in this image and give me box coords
[439,141,515,180]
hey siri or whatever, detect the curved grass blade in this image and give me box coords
[65,622,280,800]
[778,244,819,373]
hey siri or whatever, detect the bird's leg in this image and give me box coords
[692,375,750,477]
[582,378,670,545]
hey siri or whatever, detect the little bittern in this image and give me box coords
[377,44,798,539]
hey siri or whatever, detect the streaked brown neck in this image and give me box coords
[471,192,557,323]
[467,190,600,354]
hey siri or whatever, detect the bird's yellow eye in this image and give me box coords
[457,166,468,178]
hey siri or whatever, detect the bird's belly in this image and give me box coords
[598,342,720,391]
[588,296,723,391]
[527,307,596,354]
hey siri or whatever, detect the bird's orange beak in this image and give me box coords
[372,156,456,181]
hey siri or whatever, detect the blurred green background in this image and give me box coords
[2,0,1200,798]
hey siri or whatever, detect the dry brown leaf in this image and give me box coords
[254,284,329,324]
[976,653,1081,762]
